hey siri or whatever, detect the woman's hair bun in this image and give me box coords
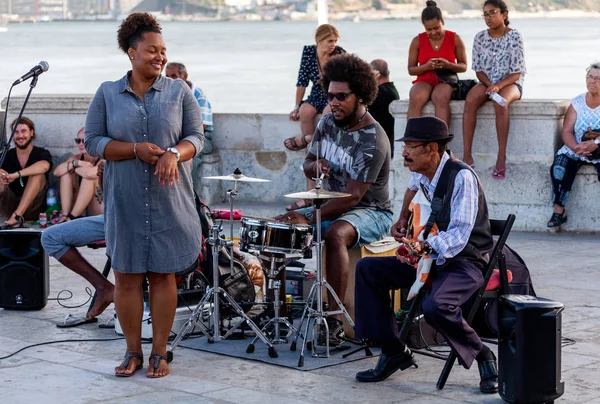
[426,0,437,7]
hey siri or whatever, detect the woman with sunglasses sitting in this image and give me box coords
[53,127,104,222]
[407,1,467,126]
[462,0,526,180]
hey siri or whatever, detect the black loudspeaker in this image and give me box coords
[0,229,49,310]
[498,295,565,404]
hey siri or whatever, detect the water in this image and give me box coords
[0,19,598,113]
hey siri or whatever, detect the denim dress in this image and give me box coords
[85,72,204,273]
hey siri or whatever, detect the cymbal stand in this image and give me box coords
[226,176,240,272]
[247,252,299,353]
[169,222,276,358]
[291,177,355,367]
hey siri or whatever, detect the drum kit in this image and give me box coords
[168,167,368,365]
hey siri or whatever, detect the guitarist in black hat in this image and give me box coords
[353,116,498,394]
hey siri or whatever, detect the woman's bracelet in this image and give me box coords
[67,161,75,174]
[294,104,300,110]
[133,143,139,161]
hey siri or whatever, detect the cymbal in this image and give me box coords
[284,189,352,200]
[203,173,271,183]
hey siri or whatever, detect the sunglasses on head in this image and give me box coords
[75,138,84,144]
[327,91,354,102]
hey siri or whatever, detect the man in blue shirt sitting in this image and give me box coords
[354,117,499,394]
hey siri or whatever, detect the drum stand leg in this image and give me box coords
[169,222,276,359]
[293,200,357,367]
[247,253,298,353]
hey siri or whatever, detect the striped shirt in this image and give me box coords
[408,152,479,265]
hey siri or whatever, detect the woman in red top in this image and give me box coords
[407,1,467,126]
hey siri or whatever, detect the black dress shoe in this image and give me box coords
[356,349,416,382]
[478,353,499,394]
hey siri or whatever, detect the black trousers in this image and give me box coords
[550,153,600,206]
[354,256,485,369]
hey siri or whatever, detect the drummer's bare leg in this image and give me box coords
[324,221,358,320]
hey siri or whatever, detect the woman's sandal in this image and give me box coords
[1,213,25,230]
[547,211,567,228]
[147,353,170,378]
[284,135,309,151]
[492,167,506,180]
[115,352,143,377]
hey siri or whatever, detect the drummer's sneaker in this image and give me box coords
[317,317,346,348]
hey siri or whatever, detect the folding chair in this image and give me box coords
[397,213,516,390]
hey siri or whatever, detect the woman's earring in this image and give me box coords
[359,98,364,103]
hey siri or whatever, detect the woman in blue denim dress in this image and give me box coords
[85,13,204,379]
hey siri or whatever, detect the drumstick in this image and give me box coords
[243,214,278,222]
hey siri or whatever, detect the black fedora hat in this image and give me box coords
[396,116,454,143]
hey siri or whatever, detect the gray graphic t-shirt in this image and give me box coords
[308,113,391,212]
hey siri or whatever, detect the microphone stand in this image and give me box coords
[0,75,39,169]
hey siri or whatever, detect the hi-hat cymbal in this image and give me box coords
[203,173,271,183]
[285,189,351,200]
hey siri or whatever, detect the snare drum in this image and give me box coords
[239,218,267,252]
[263,222,313,256]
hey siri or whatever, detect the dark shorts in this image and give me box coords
[514,83,523,99]
[305,89,328,114]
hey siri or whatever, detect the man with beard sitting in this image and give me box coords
[0,117,53,228]
[277,53,393,346]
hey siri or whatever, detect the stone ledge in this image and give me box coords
[2,95,93,114]
[390,99,570,118]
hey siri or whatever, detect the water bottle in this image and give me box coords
[489,92,507,107]
[46,187,57,207]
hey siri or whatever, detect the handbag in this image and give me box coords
[434,69,478,101]
[583,128,600,160]
[453,79,478,101]
[434,69,458,87]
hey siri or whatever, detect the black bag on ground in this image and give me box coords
[397,311,446,350]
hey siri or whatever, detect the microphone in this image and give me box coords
[13,61,49,86]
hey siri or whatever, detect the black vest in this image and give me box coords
[434,159,493,271]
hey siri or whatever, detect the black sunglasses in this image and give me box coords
[327,92,354,102]
[75,138,84,144]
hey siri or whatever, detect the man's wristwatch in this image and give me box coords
[166,147,180,162]
[421,241,433,255]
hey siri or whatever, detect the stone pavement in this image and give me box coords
[1,226,600,404]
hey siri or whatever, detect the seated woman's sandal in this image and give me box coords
[1,213,25,230]
[547,211,567,228]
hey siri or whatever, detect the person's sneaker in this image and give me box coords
[316,317,346,347]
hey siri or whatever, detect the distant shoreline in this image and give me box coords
[3,8,600,24]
